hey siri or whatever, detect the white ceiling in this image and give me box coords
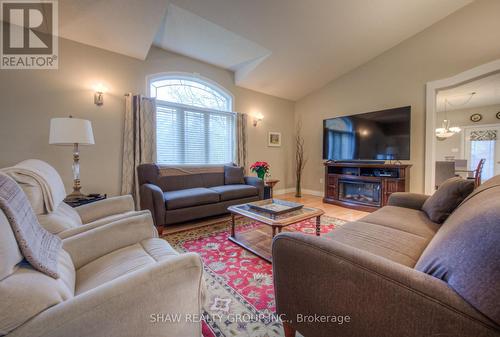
[59,0,169,60]
[57,0,473,100]
[437,72,500,112]
[153,4,271,83]
[167,0,473,100]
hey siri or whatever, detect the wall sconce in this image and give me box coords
[252,113,264,127]
[93,83,107,106]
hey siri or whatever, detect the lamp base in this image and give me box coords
[64,190,86,201]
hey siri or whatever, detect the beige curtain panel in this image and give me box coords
[236,112,248,172]
[121,94,157,207]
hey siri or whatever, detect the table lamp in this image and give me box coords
[49,116,95,200]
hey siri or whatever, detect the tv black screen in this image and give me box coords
[323,106,411,161]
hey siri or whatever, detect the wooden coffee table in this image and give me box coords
[227,200,324,263]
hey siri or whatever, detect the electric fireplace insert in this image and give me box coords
[339,180,381,207]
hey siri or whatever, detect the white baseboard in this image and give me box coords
[273,187,295,195]
[301,189,324,197]
[273,187,323,197]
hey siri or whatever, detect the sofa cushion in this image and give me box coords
[415,175,500,325]
[224,165,245,185]
[360,206,439,240]
[0,249,75,335]
[164,188,220,210]
[422,177,474,223]
[38,202,83,235]
[75,239,177,295]
[209,185,258,201]
[146,165,226,192]
[325,221,431,267]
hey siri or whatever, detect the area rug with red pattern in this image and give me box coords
[163,215,345,337]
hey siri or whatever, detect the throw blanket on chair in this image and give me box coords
[2,159,66,213]
[0,173,61,278]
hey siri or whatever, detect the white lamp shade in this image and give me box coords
[49,118,95,145]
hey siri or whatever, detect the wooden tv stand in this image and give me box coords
[323,162,412,212]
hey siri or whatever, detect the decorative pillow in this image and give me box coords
[224,165,245,185]
[422,177,474,223]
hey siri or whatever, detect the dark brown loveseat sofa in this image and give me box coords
[273,175,500,337]
[138,164,263,233]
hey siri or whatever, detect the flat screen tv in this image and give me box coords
[323,106,411,161]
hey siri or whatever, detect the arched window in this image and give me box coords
[149,75,235,165]
[150,77,232,112]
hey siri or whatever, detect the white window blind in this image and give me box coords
[151,76,235,165]
[156,103,236,165]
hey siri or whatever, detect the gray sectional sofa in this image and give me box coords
[137,164,264,233]
[273,175,500,337]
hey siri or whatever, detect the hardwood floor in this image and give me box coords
[162,193,367,235]
[278,192,368,222]
[225,193,368,261]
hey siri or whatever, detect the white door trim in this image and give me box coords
[425,59,500,194]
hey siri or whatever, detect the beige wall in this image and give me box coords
[2,0,500,197]
[0,40,294,196]
[295,0,500,193]
[436,104,500,161]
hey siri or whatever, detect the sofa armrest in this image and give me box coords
[272,233,498,337]
[63,212,158,269]
[57,210,151,240]
[11,253,204,337]
[140,183,166,227]
[75,195,135,224]
[245,176,264,199]
[387,192,429,210]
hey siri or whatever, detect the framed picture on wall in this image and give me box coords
[268,132,281,147]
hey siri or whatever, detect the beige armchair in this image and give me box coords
[1,210,205,337]
[3,160,144,238]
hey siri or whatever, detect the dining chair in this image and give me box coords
[470,158,486,187]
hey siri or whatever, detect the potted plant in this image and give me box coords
[250,161,270,180]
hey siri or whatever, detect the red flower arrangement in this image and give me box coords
[250,161,270,180]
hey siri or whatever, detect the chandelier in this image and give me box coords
[435,92,475,141]
[435,119,461,141]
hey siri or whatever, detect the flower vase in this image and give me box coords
[295,180,302,197]
[257,170,266,180]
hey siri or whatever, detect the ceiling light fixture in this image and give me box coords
[435,92,475,141]
[435,119,462,141]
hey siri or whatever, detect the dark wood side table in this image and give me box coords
[264,179,280,199]
[64,194,107,208]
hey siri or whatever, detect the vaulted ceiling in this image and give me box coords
[58,0,473,100]
[59,0,169,60]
